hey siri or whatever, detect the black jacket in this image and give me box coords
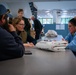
[27,34,37,45]
[0,27,25,61]
[22,17,31,33]
[17,31,37,45]
[33,18,43,33]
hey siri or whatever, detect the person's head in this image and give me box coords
[30,15,35,20]
[12,17,25,31]
[0,4,7,26]
[18,9,24,18]
[68,18,76,34]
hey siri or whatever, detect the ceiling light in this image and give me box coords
[45,10,50,13]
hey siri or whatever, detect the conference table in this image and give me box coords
[0,35,76,75]
[0,47,76,75]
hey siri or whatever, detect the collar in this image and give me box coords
[71,32,76,36]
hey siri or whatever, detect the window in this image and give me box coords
[61,18,72,24]
[61,18,66,24]
[38,18,53,24]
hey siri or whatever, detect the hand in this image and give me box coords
[62,38,65,41]
[8,24,16,32]
[29,43,34,46]
[62,38,68,43]
[23,43,34,47]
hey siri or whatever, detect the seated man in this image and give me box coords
[12,17,37,47]
[0,4,25,61]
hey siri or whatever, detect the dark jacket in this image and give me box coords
[0,27,25,61]
[33,18,43,33]
[22,17,31,34]
[33,18,43,40]
[17,30,37,45]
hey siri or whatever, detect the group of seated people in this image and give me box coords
[0,4,76,61]
[7,7,37,47]
[0,4,37,61]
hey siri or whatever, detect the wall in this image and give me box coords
[44,24,69,38]
[34,1,76,10]
[0,2,32,18]
[0,2,9,8]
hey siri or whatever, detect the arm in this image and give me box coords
[65,33,71,43]
[0,25,25,60]
[66,36,76,52]
[1,31,25,57]
[27,34,37,45]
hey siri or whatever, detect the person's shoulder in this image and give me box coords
[67,33,71,36]
[21,30,27,35]
[22,17,28,20]
[0,27,7,34]
[0,27,12,37]
[35,18,38,21]
[73,33,76,38]
[35,18,41,23]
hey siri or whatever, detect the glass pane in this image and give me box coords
[61,18,66,24]
[39,18,53,24]
[51,18,53,24]
[46,19,51,24]
[65,18,70,24]
[43,19,47,24]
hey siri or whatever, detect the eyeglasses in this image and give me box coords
[18,24,25,26]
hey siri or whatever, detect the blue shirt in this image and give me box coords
[65,32,76,52]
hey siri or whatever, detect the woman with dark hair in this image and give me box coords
[65,18,76,56]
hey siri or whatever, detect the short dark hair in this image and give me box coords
[69,18,76,26]
[18,9,23,13]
